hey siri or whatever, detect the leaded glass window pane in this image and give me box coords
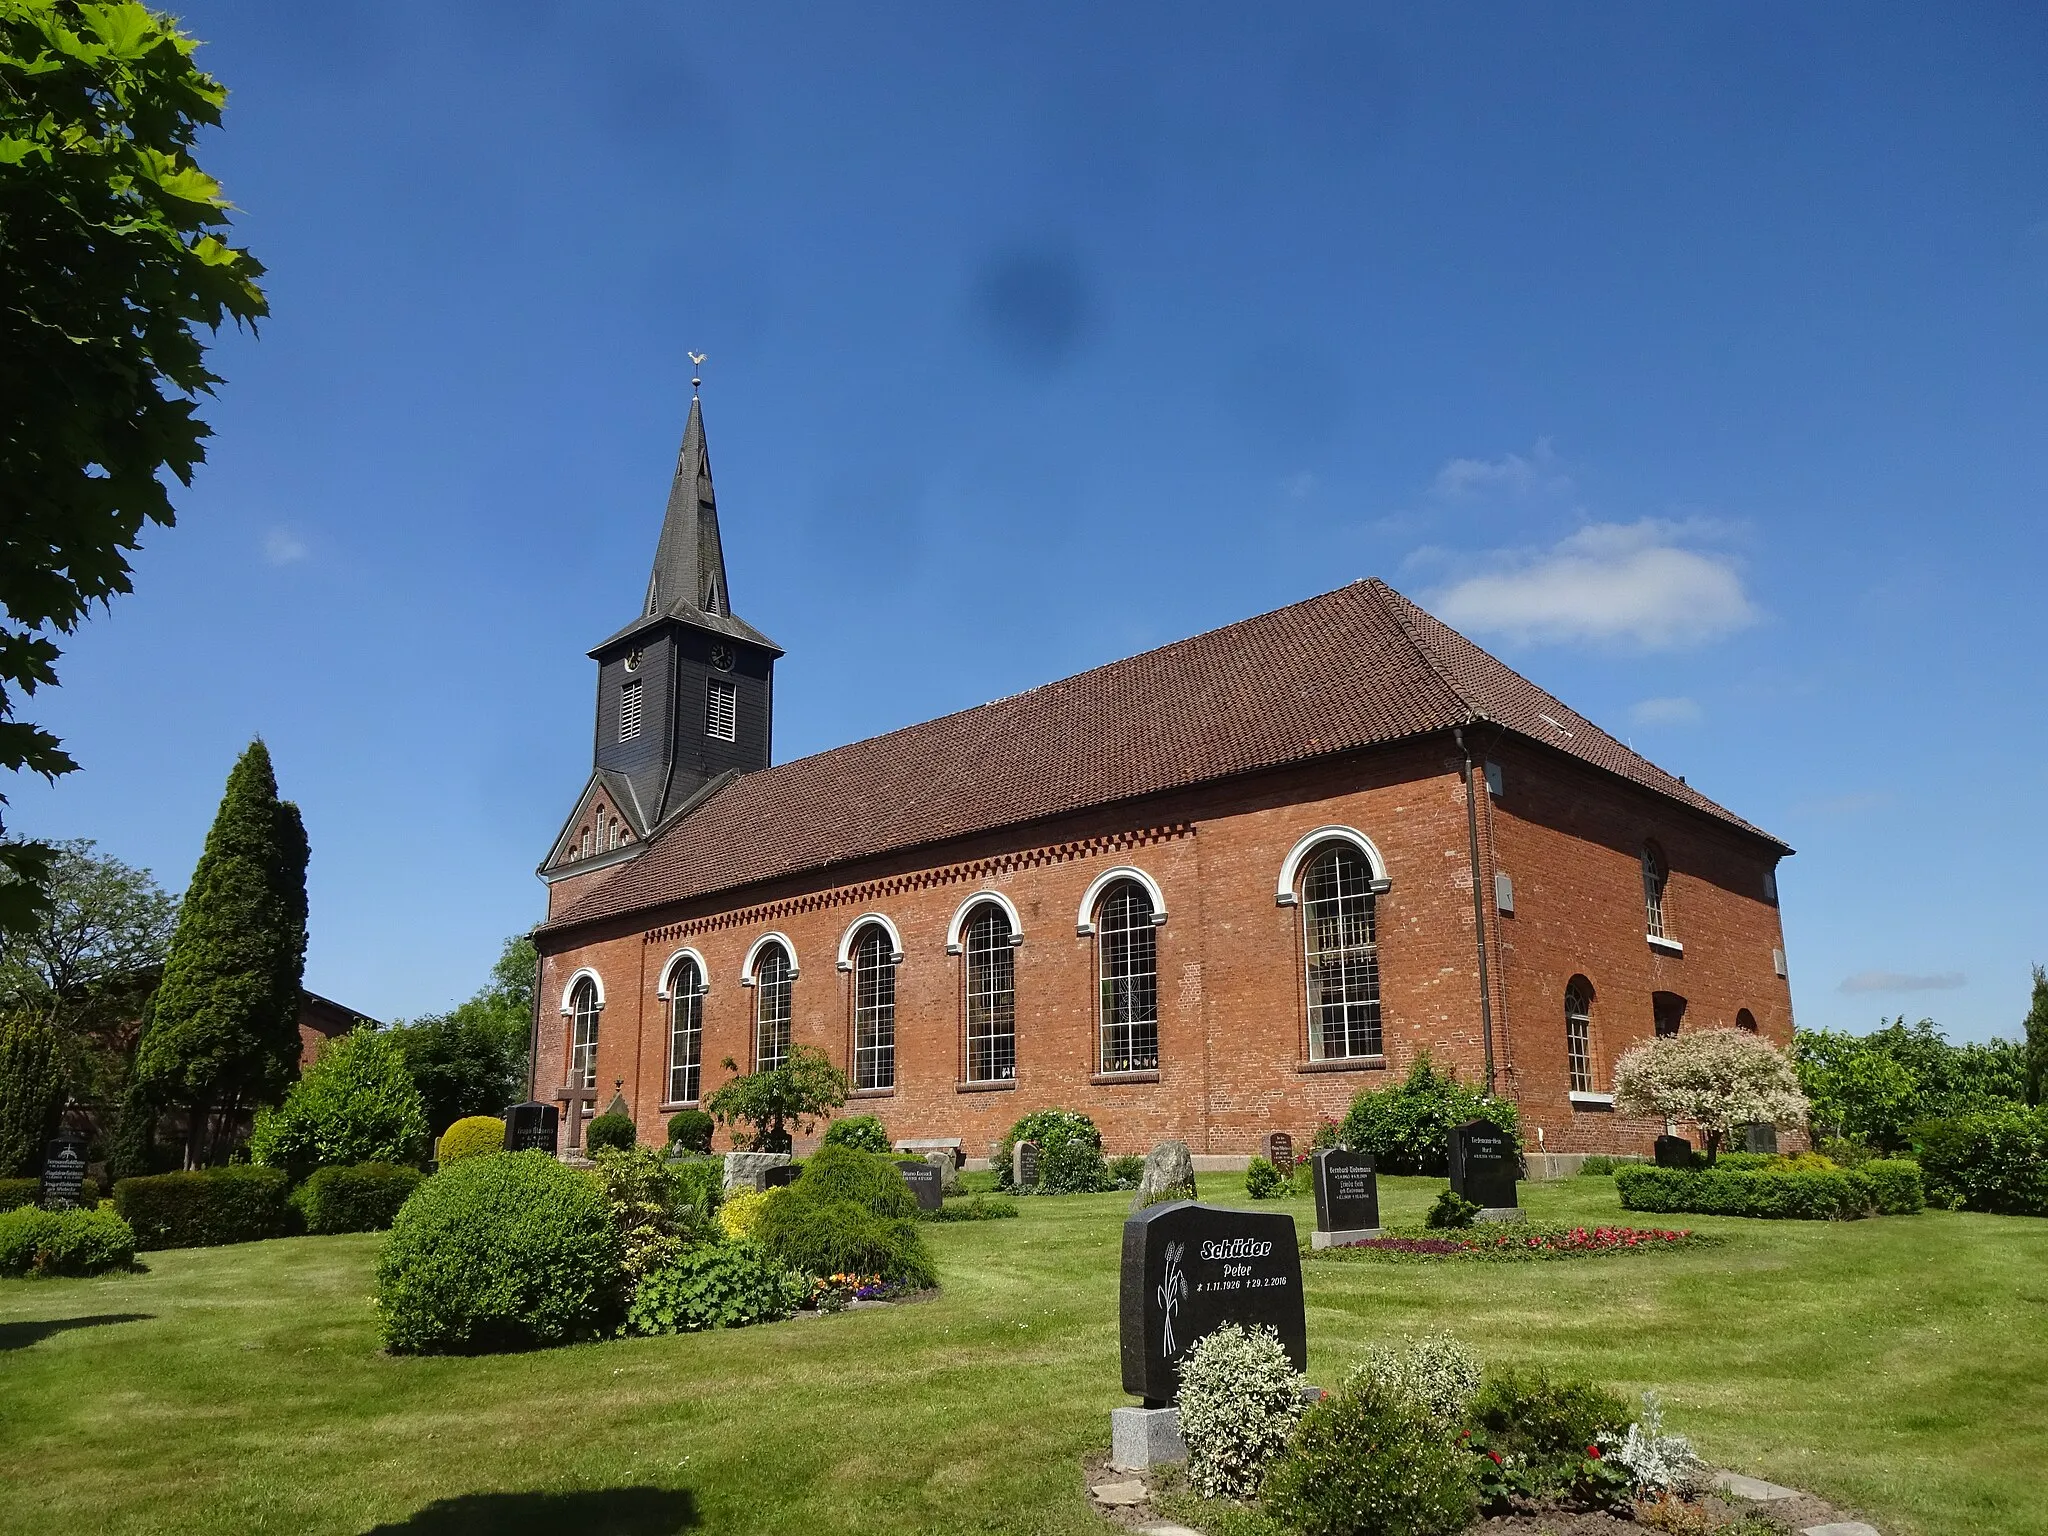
[1097,882,1159,1074]
[1301,845,1381,1060]
[753,944,791,1071]
[965,906,1015,1082]
[853,928,896,1091]
[1565,979,1593,1094]
[668,959,702,1104]
[569,977,601,1089]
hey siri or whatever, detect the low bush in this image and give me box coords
[719,1187,771,1240]
[922,1193,1018,1222]
[437,1116,505,1165]
[1578,1156,1615,1176]
[751,1145,936,1287]
[1611,1391,1707,1498]
[1244,1156,1283,1199]
[1856,1158,1926,1215]
[0,1175,101,1211]
[1176,1322,1306,1500]
[593,1145,717,1283]
[1914,1109,2048,1215]
[1347,1332,1482,1427]
[1468,1367,1632,1509]
[584,1113,636,1153]
[1261,1373,1478,1536]
[992,1108,1109,1193]
[0,1203,136,1276]
[114,1166,295,1250]
[376,1150,620,1353]
[1617,1163,1920,1220]
[295,1162,423,1234]
[1324,1225,1703,1262]
[1107,1153,1146,1189]
[666,1109,715,1154]
[668,1155,725,1228]
[1424,1190,1480,1229]
[1340,1053,1521,1175]
[626,1240,806,1333]
[791,1144,917,1216]
[820,1114,892,1154]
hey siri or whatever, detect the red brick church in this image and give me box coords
[531,399,1793,1162]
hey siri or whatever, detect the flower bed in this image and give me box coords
[1314,1225,1706,1262]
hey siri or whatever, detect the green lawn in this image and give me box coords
[2,1176,2044,1536]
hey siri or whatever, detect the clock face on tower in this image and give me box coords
[709,643,735,672]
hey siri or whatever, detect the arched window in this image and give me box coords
[1653,991,1686,1038]
[1642,842,1670,939]
[752,942,793,1072]
[1096,880,1159,1074]
[1300,842,1382,1061]
[851,925,897,1091]
[568,977,601,1089]
[1735,1008,1759,1034]
[964,903,1016,1083]
[1565,977,1594,1094]
[667,957,704,1103]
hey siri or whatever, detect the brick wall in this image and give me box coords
[534,731,1790,1159]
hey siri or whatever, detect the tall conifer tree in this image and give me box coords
[2025,964,2048,1108]
[135,740,308,1165]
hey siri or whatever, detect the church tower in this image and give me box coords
[540,393,781,889]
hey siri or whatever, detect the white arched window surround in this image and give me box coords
[1075,867,1168,937]
[1275,827,1392,906]
[558,967,606,1013]
[945,891,1025,954]
[739,932,800,987]
[835,914,906,971]
[656,948,711,1000]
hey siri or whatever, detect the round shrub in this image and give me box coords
[1424,1190,1480,1229]
[295,1162,424,1234]
[792,1144,917,1217]
[1108,1153,1146,1189]
[627,1240,807,1334]
[752,1192,936,1289]
[0,1204,136,1276]
[437,1116,505,1165]
[584,1113,636,1153]
[667,1109,715,1154]
[1261,1374,1477,1536]
[249,1030,429,1184]
[376,1151,620,1353]
[719,1187,771,1240]
[1177,1322,1305,1500]
[992,1108,1105,1192]
[1340,1053,1520,1175]
[821,1113,893,1154]
[1348,1332,1483,1428]
[1244,1156,1283,1199]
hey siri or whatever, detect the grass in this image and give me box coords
[2,1175,2045,1536]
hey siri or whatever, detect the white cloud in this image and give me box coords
[1430,438,1569,501]
[1839,970,1966,995]
[1426,521,1758,650]
[263,529,309,566]
[1630,696,1702,727]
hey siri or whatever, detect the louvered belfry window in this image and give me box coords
[753,943,792,1071]
[1096,881,1160,1074]
[619,680,643,741]
[1302,844,1382,1060]
[707,679,737,742]
[1565,978,1594,1094]
[964,904,1016,1082]
[667,958,703,1104]
[852,927,897,1091]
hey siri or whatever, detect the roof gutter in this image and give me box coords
[1456,724,1497,1095]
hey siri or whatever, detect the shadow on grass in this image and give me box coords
[361,1488,699,1534]
[0,1312,153,1351]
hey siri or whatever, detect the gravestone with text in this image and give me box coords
[1013,1139,1040,1190]
[1310,1147,1379,1247]
[1118,1200,1305,1405]
[502,1101,560,1154]
[1654,1134,1694,1168]
[40,1131,87,1210]
[1262,1131,1295,1169]
[1742,1122,1779,1155]
[1448,1118,1519,1214]
[896,1159,944,1211]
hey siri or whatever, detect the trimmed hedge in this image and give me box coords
[0,1204,136,1276]
[437,1116,505,1165]
[114,1166,295,1250]
[295,1162,424,1234]
[1616,1162,1924,1220]
[0,1175,102,1212]
[376,1150,620,1353]
[667,1109,715,1154]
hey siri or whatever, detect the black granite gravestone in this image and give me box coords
[1654,1134,1694,1168]
[1013,1139,1040,1190]
[1742,1123,1779,1155]
[40,1131,87,1210]
[1311,1148,1378,1234]
[1263,1131,1295,1169]
[502,1101,560,1154]
[1119,1200,1306,1406]
[896,1159,943,1211]
[1448,1118,1518,1210]
[762,1163,801,1190]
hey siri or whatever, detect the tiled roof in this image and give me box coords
[547,579,1782,931]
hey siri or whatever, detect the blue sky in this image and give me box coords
[17,4,2048,1040]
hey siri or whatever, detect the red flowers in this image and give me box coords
[1587,1445,1602,1459]
[1487,1451,1503,1465]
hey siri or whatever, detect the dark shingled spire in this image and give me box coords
[645,395,730,620]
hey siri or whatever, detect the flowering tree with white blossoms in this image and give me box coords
[1613,1028,1808,1165]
